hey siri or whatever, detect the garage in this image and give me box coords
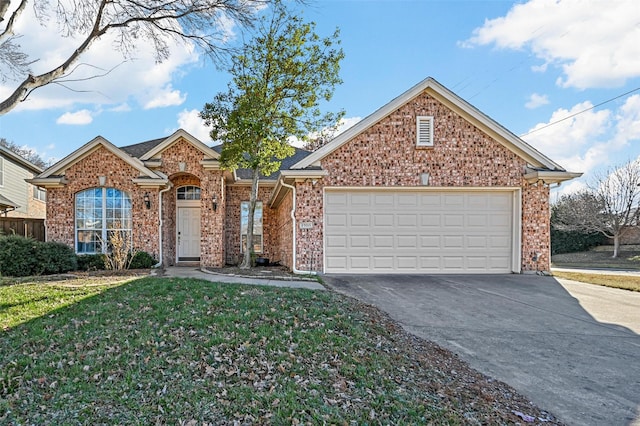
[324,188,520,274]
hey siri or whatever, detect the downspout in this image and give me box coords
[280,180,317,275]
[153,185,172,268]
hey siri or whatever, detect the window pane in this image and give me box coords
[240,201,263,253]
[75,188,131,254]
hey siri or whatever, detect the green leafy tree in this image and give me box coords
[201,1,343,269]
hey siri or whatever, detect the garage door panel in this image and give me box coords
[373,235,394,248]
[420,235,441,248]
[397,235,418,248]
[374,214,394,227]
[443,235,464,248]
[326,235,347,248]
[467,214,488,227]
[397,256,418,269]
[372,257,393,269]
[350,214,370,227]
[397,214,418,227]
[445,215,464,227]
[467,235,488,248]
[324,190,514,273]
[421,214,441,226]
[350,235,370,248]
[326,213,347,227]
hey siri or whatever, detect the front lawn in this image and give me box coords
[552,271,640,292]
[1,277,558,424]
[552,247,640,270]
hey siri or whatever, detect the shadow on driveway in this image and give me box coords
[323,274,640,426]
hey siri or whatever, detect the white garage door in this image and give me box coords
[324,189,516,274]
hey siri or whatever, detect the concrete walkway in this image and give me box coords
[157,266,326,290]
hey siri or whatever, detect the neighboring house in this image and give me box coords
[29,77,580,273]
[0,144,45,218]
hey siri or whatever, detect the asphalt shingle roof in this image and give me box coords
[119,138,315,179]
[120,138,165,158]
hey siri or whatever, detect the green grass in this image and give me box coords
[0,276,526,425]
[552,271,640,292]
[552,249,640,270]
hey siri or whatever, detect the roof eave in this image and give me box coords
[524,169,583,185]
[26,177,69,188]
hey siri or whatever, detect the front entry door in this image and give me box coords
[177,207,201,261]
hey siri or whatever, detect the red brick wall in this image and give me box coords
[45,147,160,258]
[290,90,551,272]
[154,138,225,267]
[45,139,227,268]
[224,184,278,265]
[273,191,294,270]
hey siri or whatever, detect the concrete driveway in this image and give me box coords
[323,274,640,426]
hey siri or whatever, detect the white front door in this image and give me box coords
[177,207,201,261]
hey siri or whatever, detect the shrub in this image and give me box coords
[37,241,78,274]
[128,251,157,269]
[77,254,106,271]
[551,227,605,255]
[0,235,39,277]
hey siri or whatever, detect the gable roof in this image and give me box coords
[37,136,160,180]
[139,129,219,161]
[0,144,43,174]
[292,77,568,172]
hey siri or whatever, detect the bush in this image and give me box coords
[37,241,78,274]
[77,254,106,271]
[0,235,39,277]
[0,236,79,277]
[129,251,157,269]
[551,228,605,255]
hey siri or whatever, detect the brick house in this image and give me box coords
[29,77,580,273]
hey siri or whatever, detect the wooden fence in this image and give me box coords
[0,218,45,241]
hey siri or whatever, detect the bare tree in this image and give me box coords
[0,0,269,115]
[553,160,640,257]
[0,137,47,168]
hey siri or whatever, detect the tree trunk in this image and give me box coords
[612,234,620,258]
[240,169,260,269]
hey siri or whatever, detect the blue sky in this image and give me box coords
[1,0,639,195]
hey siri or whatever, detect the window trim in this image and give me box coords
[240,201,263,254]
[416,116,434,147]
[75,187,132,255]
[176,185,201,201]
[33,185,46,202]
[0,157,4,187]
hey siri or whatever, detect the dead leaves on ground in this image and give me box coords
[1,278,560,425]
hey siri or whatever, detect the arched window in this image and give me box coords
[176,185,201,200]
[75,188,132,254]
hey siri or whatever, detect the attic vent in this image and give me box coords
[416,116,434,147]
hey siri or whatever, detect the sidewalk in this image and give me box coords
[155,266,326,291]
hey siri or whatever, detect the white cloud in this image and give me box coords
[464,0,640,89]
[176,109,212,142]
[523,95,640,184]
[525,93,549,109]
[143,86,187,109]
[56,109,94,125]
[1,3,201,112]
